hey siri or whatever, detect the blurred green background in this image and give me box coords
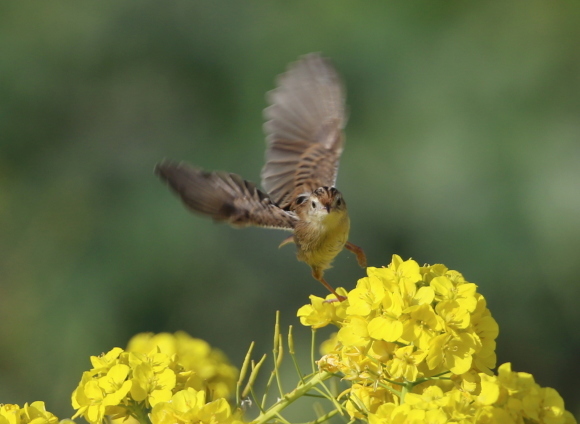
[1,1,579,420]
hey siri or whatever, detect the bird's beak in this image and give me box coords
[325,204,331,213]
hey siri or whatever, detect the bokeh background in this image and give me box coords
[1,1,580,420]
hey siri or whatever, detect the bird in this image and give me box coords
[155,53,367,301]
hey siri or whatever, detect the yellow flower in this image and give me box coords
[337,316,370,346]
[471,295,499,375]
[197,398,237,424]
[319,332,338,355]
[342,345,384,381]
[344,384,391,419]
[400,304,443,349]
[497,363,535,396]
[373,256,423,298]
[367,403,397,424]
[126,332,238,400]
[22,402,59,424]
[370,402,448,424]
[477,373,500,406]
[386,345,426,381]
[367,291,404,342]
[130,362,176,407]
[0,403,58,424]
[430,275,477,313]
[297,294,346,328]
[300,255,502,393]
[367,316,403,343]
[346,274,385,316]
[423,408,449,424]
[72,376,130,424]
[471,295,498,339]
[369,403,439,424]
[400,277,434,309]
[435,300,471,330]
[368,340,397,363]
[405,385,447,410]
[150,388,242,424]
[443,389,478,422]
[420,263,449,284]
[296,255,578,423]
[472,405,514,424]
[72,347,134,424]
[90,347,124,373]
[154,387,206,424]
[317,353,343,374]
[127,333,177,356]
[127,351,172,375]
[97,364,132,397]
[366,267,399,294]
[73,332,240,421]
[454,369,479,393]
[427,333,476,375]
[389,255,422,286]
[522,387,566,424]
[0,404,19,424]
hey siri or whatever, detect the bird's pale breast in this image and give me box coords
[295,210,350,271]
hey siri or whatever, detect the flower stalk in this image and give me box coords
[252,371,334,424]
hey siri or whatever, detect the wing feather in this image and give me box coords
[261,53,346,209]
[156,161,297,230]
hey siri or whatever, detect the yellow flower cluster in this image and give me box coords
[127,332,237,400]
[0,402,58,424]
[151,388,243,424]
[71,332,239,424]
[365,363,575,423]
[298,255,497,381]
[297,255,576,423]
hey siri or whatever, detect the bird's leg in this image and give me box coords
[345,241,367,268]
[312,267,347,302]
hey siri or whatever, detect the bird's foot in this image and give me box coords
[312,270,348,302]
[323,294,347,303]
[345,241,367,268]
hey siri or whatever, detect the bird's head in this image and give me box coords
[293,186,346,221]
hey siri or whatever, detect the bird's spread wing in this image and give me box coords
[261,53,346,209]
[156,161,298,230]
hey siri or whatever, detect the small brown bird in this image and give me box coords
[155,53,366,300]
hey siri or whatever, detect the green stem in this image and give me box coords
[253,371,334,424]
[412,370,451,385]
[376,381,402,398]
[130,402,151,424]
[400,383,410,404]
[310,329,317,374]
[312,380,344,414]
[288,326,306,385]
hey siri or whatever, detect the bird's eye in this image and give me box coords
[311,201,316,209]
[336,198,342,206]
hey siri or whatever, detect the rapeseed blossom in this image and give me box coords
[298,255,576,423]
[127,332,238,399]
[6,253,575,424]
[0,402,58,424]
[298,255,493,383]
[150,388,243,424]
[71,332,238,424]
[365,363,576,423]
